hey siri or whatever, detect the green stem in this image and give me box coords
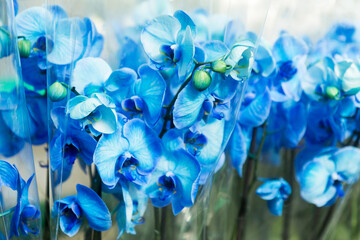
[315,204,336,240]
[0,207,15,217]
[154,207,161,240]
[44,145,50,240]
[236,127,258,240]
[85,166,102,240]
[282,149,295,240]
[159,61,208,138]
[60,82,80,96]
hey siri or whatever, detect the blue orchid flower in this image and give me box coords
[271,32,308,102]
[224,41,255,81]
[71,57,112,95]
[173,70,238,129]
[67,93,117,135]
[162,117,225,184]
[106,65,166,127]
[94,118,162,188]
[52,184,111,237]
[296,147,360,207]
[50,107,97,183]
[141,10,196,80]
[10,174,40,238]
[114,182,148,239]
[16,6,103,91]
[302,57,341,101]
[144,147,201,215]
[0,161,40,238]
[335,59,360,95]
[256,178,291,216]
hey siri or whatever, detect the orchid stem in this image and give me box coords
[282,149,295,240]
[0,207,15,217]
[236,127,258,240]
[154,207,161,240]
[85,166,102,240]
[159,61,207,138]
[44,145,50,240]
[315,204,336,240]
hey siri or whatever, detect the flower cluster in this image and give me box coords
[12,4,255,238]
[230,23,360,215]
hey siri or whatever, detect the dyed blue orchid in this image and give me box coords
[266,100,307,149]
[115,182,148,238]
[10,174,40,238]
[335,60,360,95]
[297,147,360,206]
[303,57,341,101]
[230,124,252,177]
[173,71,238,129]
[271,32,308,102]
[162,117,225,184]
[0,161,40,238]
[71,57,112,95]
[52,184,111,237]
[67,93,117,134]
[106,65,166,127]
[94,118,162,188]
[144,147,200,215]
[16,7,103,92]
[224,41,255,81]
[256,178,291,216]
[305,98,355,146]
[50,107,97,182]
[141,10,196,80]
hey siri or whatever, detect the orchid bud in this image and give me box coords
[193,70,212,91]
[49,82,67,102]
[211,60,227,73]
[18,39,31,58]
[325,86,340,100]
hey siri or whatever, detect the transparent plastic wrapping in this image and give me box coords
[215,0,360,240]
[39,0,270,239]
[0,0,41,239]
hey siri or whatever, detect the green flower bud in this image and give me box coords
[211,60,227,73]
[49,82,67,102]
[193,70,212,91]
[325,86,340,99]
[18,39,31,58]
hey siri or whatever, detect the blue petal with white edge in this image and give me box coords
[76,184,112,231]
[172,149,201,208]
[299,160,336,207]
[239,87,271,127]
[230,124,250,177]
[105,68,137,102]
[196,118,224,166]
[177,26,195,80]
[332,147,360,183]
[174,10,196,37]
[15,7,51,45]
[202,41,229,62]
[173,83,208,129]
[136,65,166,126]
[94,125,129,188]
[72,57,112,94]
[47,18,86,65]
[256,180,283,200]
[123,119,161,174]
[67,96,102,119]
[141,15,180,64]
[91,105,117,134]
